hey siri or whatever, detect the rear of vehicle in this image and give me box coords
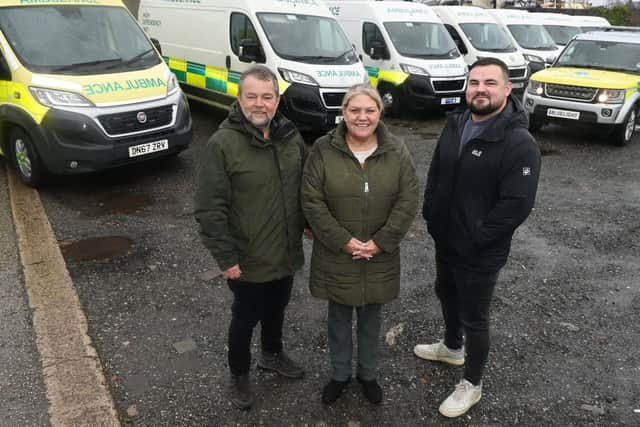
[0,0,192,187]
[523,31,640,146]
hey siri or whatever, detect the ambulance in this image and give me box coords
[573,15,611,33]
[523,31,640,146]
[531,12,583,47]
[326,1,468,115]
[487,9,562,74]
[0,0,192,187]
[432,6,528,91]
[138,0,369,132]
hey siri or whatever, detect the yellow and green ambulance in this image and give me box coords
[0,0,192,187]
[523,31,640,146]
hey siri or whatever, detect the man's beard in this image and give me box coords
[469,97,502,116]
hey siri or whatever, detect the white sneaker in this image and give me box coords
[438,379,482,418]
[413,340,465,366]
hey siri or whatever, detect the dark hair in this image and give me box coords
[238,65,279,97]
[469,57,509,83]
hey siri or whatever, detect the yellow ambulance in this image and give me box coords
[0,0,192,187]
[523,31,640,146]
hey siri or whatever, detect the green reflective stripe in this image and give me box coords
[228,71,241,84]
[366,66,379,78]
[187,61,206,76]
[173,70,187,82]
[206,77,227,92]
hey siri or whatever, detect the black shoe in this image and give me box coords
[357,377,382,404]
[258,351,305,378]
[321,378,350,405]
[230,373,253,410]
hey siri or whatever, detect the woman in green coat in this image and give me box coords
[302,84,419,405]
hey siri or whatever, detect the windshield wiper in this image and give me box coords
[105,48,156,70]
[281,54,335,62]
[51,58,123,72]
[330,49,355,62]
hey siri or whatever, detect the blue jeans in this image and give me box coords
[327,300,382,382]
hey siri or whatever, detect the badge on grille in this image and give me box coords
[137,111,148,124]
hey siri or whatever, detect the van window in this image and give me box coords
[363,22,388,58]
[230,13,260,56]
[384,22,459,59]
[556,40,640,73]
[444,24,468,55]
[257,13,356,65]
[459,23,517,52]
[0,5,159,75]
[543,25,581,46]
[507,24,556,50]
[0,52,10,80]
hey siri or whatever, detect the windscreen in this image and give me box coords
[508,24,557,50]
[556,39,640,74]
[543,25,582,46]
[0,5,159,75]
[460,23,517,52]
[257,13,357,64]
[383,21,459,59]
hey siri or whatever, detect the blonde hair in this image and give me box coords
[341,83,383,113]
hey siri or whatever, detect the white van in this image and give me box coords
[432,6,528,91]
[573,15,611,33]
[531,12,583,47]
[488,9,562,74]
[138,0,369,132]
[326,1,467,115]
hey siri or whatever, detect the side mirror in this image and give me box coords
[239,38,264,63]
[150,38,162,56]
[369,40,388,60]
[0,56,11,81]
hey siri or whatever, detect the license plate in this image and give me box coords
[512,82,525,89]
[441,97,461,105]
[547,108,580,120]
[335,115,343,124]
[128,139,168,158]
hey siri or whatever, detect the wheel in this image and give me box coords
[612,107,637,146]
[529,117,543,133]
[378,84,401,117]
[9,127,44,187]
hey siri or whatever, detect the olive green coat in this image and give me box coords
[302,121,419,306]
[194,102,307,282]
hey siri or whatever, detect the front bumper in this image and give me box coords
[523,92,626,126]
[279,83,346,132]
[36,92,192,174]
[401,74,467,109]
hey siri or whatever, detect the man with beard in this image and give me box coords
[195,65,307,410]
[414,57,541,418]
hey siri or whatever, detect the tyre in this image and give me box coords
[378,84,401,117]
[9,127,44,187]
[612,106,637,147]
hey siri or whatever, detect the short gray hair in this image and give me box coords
[238,65,279,97]
[341,83,383,113]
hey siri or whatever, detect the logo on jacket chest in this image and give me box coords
[471,149,483,157]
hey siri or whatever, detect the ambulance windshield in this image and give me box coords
[0,5,160,75]
[257,13,358,64]
[459,23,517,52]
[384,22,459,59]
[543,25,582,46]
[507,24,557,50]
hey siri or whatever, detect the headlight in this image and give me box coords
[596,89,625,104]
[526,80,544,96]
[29,87,93,107]
[279,68,318,86]
[400,63,429,77]
[167,73,179,95]
[524,54,544,64]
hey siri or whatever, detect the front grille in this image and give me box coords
[322,92,346,108]
[545,84,597,102]
[508,67,527,79]
[432,79,465,92]
[98,105,173,135]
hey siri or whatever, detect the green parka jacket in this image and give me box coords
[195,102,307,283]
[302,121,419,306]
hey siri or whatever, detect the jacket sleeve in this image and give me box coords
[372,143,420,253]
[422,139,441,222]
[194,135,238,271]
[301,145,352,252]
[476,134,541,249]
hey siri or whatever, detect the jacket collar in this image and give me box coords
[328,120,397,157]
[220,101,297,146]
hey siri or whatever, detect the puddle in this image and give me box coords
[60,236,132,261]
[94,193,153,215]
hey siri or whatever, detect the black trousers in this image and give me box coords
[435,254,498,385]
[227,276,293,375]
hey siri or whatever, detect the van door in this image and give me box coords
[362,22,392,76]
[229,12,265,74]
[0,50,9,101]
[443,24,469,58]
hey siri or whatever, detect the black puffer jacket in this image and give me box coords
[423,96,541,272]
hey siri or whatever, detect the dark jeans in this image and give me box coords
[227,276,293,375]
[435,255,498,385]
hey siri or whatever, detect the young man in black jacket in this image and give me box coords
[414,57,541,418]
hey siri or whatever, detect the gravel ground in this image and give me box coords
[36,103,640,426]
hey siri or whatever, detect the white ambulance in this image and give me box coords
[573,15,611,33]
[531,12,583,47]
[488,9,562,74]
[432,6,528,91]
[138,0,369,132]
[0,0,192,187]
[327,1,467,115]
